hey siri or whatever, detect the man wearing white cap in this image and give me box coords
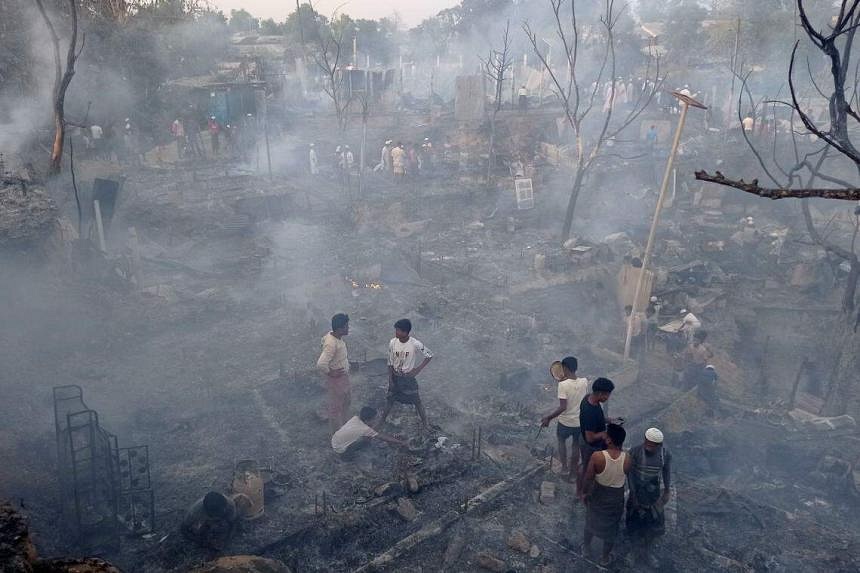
[626,427,672,560]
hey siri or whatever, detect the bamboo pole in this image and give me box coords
[93,199,106,252]
[624,92,706,359]
[788,357,808,410]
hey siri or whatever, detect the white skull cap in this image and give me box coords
[645,427,664,443]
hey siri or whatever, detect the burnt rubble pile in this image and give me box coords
[0,183,57,249]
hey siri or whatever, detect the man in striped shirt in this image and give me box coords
[626,427,672,561]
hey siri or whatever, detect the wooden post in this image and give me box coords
[788,358,808,410]
[264,121,273,180]
[128,226,142,288]
[93,199,107,252]
[760,335,771,390]
[624,92,706,359]
[353,462,546,573]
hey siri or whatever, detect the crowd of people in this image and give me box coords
[312,310,673,567]
[69,110,265,167]
[541,356,672,566]
[179,314,681,564]
[170,113,258,161]
[308,138,436,182]
[316,314,435,457]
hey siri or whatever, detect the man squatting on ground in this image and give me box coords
[181,491,253,550]
[380,318,433,430]
[540,356,588,482]
[331,406,406,458]
[316,313,351,434]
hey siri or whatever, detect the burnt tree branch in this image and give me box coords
[694,170,860,200]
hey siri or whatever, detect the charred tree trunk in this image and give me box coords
[823,316,860,417]
[561,166,586,240]
[35,0,82,176]
[844,261,860,311]
[487,111,497,184]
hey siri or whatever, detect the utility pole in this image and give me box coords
[623,92,707,359]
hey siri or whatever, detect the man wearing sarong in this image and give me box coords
[316,313,351,434]
[581,423,631,566]
[626,427,672,565]
[380,318,433,430]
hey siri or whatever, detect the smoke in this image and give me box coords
[0,3,56,167]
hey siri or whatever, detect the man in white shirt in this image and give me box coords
[381,318,433,430]
[678,309,701,343]
[332,406,406,459]
[309,144,319,175]
[374,140,391,172]
[316,313,351,434]
[344,145,354,170]
[541,356,588,481]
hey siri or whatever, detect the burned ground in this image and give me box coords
[2,112,860,573]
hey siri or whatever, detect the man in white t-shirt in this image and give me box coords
[332,406,405,459]
[678,309,701,343]
[380,318,433,430]
[541,356,588,480]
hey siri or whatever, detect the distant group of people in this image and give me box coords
[541,356,672,566]
[306,143,355,183]
[75,119,142,165]
[170,113,257,161]
[378,138,434,180]
[179,313,436,549]
[307,138,435,181]
[317,314,436,458]
[623,293,718,411]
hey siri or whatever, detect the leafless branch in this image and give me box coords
[694,170,860,200]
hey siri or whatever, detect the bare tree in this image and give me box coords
[310,5,351,131]
[481,19,513,184]
[355,92,371,197]
[694,2,860,308]
[524,0,661,240]
[695,0,860,417]
[35,0,85,176]
[697,0,860,196]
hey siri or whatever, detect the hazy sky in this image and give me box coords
[212,0,459,27]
